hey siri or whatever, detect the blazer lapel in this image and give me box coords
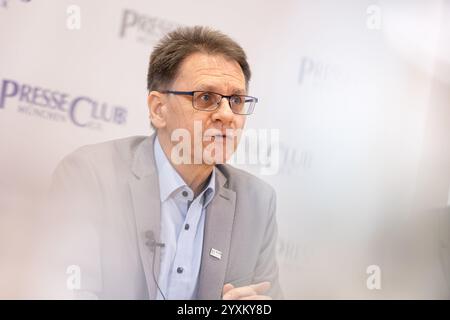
[197,168,237,300]
[128,134,161,299]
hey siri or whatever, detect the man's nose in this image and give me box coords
[212,97,234,122]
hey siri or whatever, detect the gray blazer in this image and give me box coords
[46,134,282,300]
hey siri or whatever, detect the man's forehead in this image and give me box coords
[176,53,246,91]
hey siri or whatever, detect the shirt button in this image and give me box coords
[182,191,188,197]
[184,224,190,230]
[177,267,184,274]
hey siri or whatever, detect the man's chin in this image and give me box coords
[202,157,227,166]
[201,143,236,165]
[200,151,230,165]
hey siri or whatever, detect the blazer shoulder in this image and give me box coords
[54,135,149,178]
[60,135,147,164]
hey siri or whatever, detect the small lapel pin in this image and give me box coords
[210,248,222,260]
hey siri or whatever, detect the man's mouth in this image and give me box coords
[206,130,234,141]
[210,133,234,140]
[210,134,225,141]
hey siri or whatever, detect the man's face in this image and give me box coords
[153,52,247,165]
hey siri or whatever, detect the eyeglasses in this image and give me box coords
[160,90,258,115]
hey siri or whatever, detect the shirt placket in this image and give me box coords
[169,188,204,297]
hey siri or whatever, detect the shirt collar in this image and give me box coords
[153,135,216,204]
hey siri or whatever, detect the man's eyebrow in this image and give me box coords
[196,85,246,95]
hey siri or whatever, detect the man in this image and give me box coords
[47,26,282,300]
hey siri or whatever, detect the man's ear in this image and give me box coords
[147,91,166,129]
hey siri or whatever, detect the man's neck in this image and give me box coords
[174,163,213,198]
[157,134,214,198]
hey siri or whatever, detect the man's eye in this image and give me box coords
[200,93,211,102]
[231,96,242,105]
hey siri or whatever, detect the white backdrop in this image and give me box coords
[1,0,449,298]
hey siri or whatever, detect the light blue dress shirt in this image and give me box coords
[153,136,216,300]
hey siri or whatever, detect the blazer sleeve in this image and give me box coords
[38,151,104,299]
[252,188,284,299]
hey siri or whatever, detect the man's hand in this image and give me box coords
[222,281,272,300]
